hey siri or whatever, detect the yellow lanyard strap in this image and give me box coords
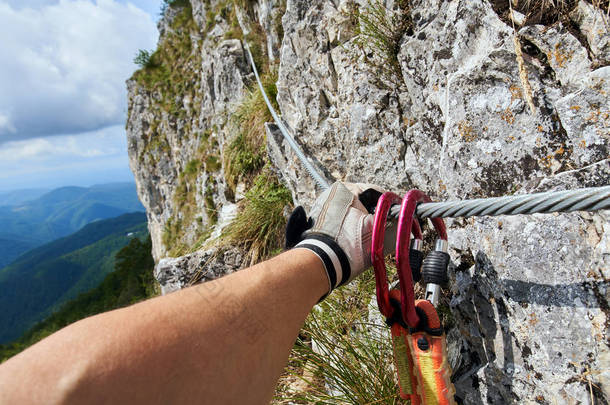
[388,292,456,404]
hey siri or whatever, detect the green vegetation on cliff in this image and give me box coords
[355,0,412,85]
[130,0,201,172]
[224,71,279,191]
[221,169,292,266]
[132,2,198,114]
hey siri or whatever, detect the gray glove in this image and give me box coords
[285,182,395,297]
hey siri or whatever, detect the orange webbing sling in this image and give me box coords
[372,190,456,404]
[388,289,421,404]
[408,299,455,405]
[387,291,455,405]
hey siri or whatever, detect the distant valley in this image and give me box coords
[0,212,148,343]
[0,183,144,268]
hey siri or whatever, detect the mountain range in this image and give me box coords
[0,212,148,343]
[0,183,144,268]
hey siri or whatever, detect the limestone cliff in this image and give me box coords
[127,0,609,402]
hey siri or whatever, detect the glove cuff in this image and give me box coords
[295,233,352,298]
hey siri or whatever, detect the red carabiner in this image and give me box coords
[396,190,448,327]
[373,190,454,404]
[371,192,401,319]
[372,192,423,319]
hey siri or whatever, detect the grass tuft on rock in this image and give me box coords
[274,271,406,404]
[220,169,292,266]
[224,71,279,191]
[355,0,412,85]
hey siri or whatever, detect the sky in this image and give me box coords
[0,0,161,191]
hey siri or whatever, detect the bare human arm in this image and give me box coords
[0,248,327,405]
[0,181,389,404]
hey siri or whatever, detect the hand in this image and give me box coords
[285,182,395,297]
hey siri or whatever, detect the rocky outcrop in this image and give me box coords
[155,246,244,295]
[127,1,284,261]
[127,0,609,402]
[271,0,609,402]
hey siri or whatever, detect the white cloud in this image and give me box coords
[0,125,135,190]
[0,137,104,160]
[0,112,16,134]
[0,0,158,142]
[0,125,125,161]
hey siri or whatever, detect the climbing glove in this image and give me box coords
[286,182,396,297]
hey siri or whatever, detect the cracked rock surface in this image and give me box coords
[128,0,609,402]
[272,0,609,402]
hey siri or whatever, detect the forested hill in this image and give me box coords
[0,212,147,343]
[0,182,144,268]
[0,235,156,362]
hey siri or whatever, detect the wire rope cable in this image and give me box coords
[244,43,330,189]
[389,185,610,219]
[244,41,610,219]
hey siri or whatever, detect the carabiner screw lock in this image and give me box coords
[422,239,450,307]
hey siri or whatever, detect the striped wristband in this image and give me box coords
[295,233,352,298]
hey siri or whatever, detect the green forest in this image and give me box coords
[0,213,148,343]
[0,235,157,362]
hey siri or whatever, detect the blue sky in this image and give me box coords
[0,0,162,191]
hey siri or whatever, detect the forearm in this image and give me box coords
[0,249,327,405]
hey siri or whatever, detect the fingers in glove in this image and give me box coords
[358,188,383,214]
[285,206,313,248]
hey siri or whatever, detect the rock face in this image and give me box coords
[271,0,609,402]
[126,1,268,261]
[127,0,609,403]
[155,247,244,295]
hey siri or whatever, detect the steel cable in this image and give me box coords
[245,42,609,219]
[244,43,330,189]
[388,185,610,219]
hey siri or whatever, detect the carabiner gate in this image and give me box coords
[396,190,447,327]
[371,189,457,405]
